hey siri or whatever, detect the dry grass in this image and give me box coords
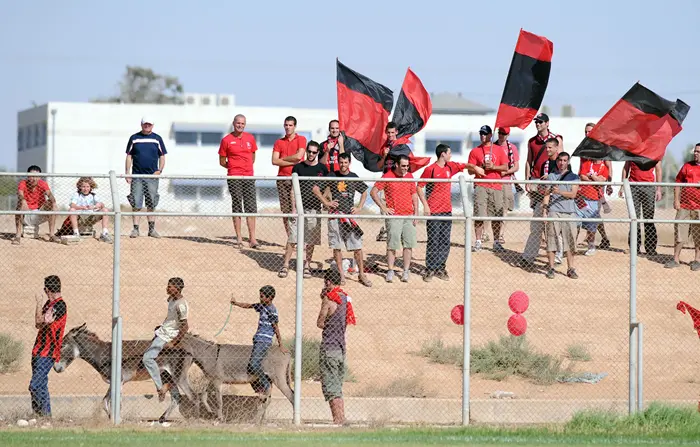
[0,333,23,374]
[566,344,592,362]
[357,376,431,398]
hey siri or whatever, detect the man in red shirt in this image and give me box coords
[319,120,345,174]
[494,127,520,243]
[467,125,508,252]
[370,155,429,283]
[419,143,467,281]
[272,116,307,235]
[579,123,613,250]
[665,144,700,270]
[525,113,563,200]
[618,158,663,257]
[577,152,610,256]
[376,122,400,242]
[13,165,59,245]
[219,114,259,249]
[30,275,67,417]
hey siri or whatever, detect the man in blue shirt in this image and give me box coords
[125,116,167,238]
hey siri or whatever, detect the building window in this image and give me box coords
[17,128,24,152]
[39,122,47,146]
[256,132,281,147]
[425,139,463,155]
[175,131,198,145]
[173,185,197,199]
[201,132,223,146]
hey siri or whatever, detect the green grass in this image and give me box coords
[284,336,355,382]
[417,336,574,385]
[565,344,592,362]
[0,333,23,373]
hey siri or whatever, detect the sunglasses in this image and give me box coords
[534,120,544,125]
[307,150,318,155]
[498,132,508,136]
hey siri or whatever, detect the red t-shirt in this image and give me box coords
[419,162,466,214]
[374,171,417,216]
[32,297,67,362]
[676,162,700,209]
[467,143,508,190]
[578,159,610,201]
[527,132,561,179]
[18,179,50,210]
[494,141,520,179]
[273,134,307,176]
[628,163,656,182]
[218,132,258,176]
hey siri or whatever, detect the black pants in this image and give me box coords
[426,212,452,271]
[629,185,657,253]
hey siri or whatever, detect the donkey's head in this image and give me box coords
[54,323,90,373]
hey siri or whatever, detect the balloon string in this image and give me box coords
[214,302,233,337]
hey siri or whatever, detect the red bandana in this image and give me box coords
[326,287,356,325]
[677,301,700,338]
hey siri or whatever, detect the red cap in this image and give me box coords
[498,127,510,135]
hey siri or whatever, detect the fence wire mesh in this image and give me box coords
[0,172,699,427]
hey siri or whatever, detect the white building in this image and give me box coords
[16,93,612,212]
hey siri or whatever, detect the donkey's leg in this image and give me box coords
[215,380,225,422]
[103,386,111,417]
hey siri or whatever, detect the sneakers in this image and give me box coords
[664,260,680,269]
[472,240,482,252]
[385,269,395,283]
[435,269,450,281]
[691,261,700,272]
[100,233,114,244]
[376,227,387,242]
[129,228,139,238]
[567,268,579,279]
[401,270,410,283]
[546,268,555,279]
[148,229,161,239]
[493,241,504,252]
[423,270,434,282]
[584,247,596,256]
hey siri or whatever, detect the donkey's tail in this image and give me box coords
[286,356,293,392]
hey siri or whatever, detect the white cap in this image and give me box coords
[141,116,154,125]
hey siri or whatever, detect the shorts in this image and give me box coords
[502,183,515,213]
[288,209,321,246]
[277,180,293,214]
[319,349,345,402]
[386,218,417,251]
[474,186,504,218]
[576,199,600,233]
[674,209,700,245]
[22,213,49,227]
[127,178,159,210]
[546,211,577,253]
[75,214,102,228]
[227,179,257,213]
[328,218,362,251]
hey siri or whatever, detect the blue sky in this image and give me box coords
[1,0,699,170]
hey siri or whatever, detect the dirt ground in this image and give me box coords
[1,204,699,422]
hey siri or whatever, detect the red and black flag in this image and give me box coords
[390,67,433,171]
[677,301,700,338]
[494,29,553,130]
[572,83,690,170]
[336,59,394,172]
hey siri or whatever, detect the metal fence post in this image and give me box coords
[637,322,644,412]
[622,179,638,414]
[108,170,123,424]
[291,174,305,426]
[458,174,473,426]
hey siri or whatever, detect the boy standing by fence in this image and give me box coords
[231,285,287,398]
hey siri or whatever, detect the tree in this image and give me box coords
[91,66,184,104]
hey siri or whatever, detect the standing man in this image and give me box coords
[664,144,700,270]
[272,116,307,236]
[525,113,563,188]
[577,144,610,256]
[219,114,259,249]
[13,165,59,245]
[370,155,430,283]
[468,125,508,252]
[580,122,613,250]
[278,141,328,279]
[619,160,663,257]
[317,268,355,426]
[319,120,345,173]
[419,144,467,281]
[375,121,402,241]
[494,127,520,244]
[315,152,373,287]
[29,275,67,418]
[125,116,167,239]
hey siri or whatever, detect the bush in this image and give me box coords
[566,343,592,362]
[284,336,354,382]
[0,333,23,373]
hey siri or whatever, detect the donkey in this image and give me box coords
[179,333,294,423]
[53,323,197,422]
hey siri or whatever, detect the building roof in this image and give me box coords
[430,92,495,115]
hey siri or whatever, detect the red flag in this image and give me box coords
[393,68,432,139]
[677,301,700,338]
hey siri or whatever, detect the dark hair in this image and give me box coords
[695,142,700,148]
[329,119,339,129]
[385,121,397,131]
[260,285,276,299]
[396,154,410,165]
[307,140,320,151]
[545,137,560,146]
[338,152,351,162]
[557,151,571,160]
[284,116,297,126]
[44,275,61,293]
[168,277,185,290]
[27,165,42,173]
[324,268,342,286]
[585,122,596,128]
[435,143,450,159]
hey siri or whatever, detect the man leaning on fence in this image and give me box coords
[13,165,59,245]
[619,158,662,257]
[665,144,700,271]
[125,116,167,239]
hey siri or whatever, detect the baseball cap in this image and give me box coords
[497,127,510,135]
[141,116,154,125]
[534,113,549,123]
[479,125,493,135]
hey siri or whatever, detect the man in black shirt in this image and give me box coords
[314,153,372,287]
[278,141,329,279]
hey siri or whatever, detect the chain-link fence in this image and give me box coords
[1,171,699,427]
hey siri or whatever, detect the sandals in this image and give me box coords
[358,275,373,288]
[278,266,289,278]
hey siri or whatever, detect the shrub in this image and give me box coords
[284,336,354,382]
[0,333,23,373]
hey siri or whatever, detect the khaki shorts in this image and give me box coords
[474,186,504,218]
[546,211,577,253]
[23,213,49,227]
[277,180,293,214]
[288,210,321,246]
[674,209,700,245]
[328,218,362,251]
[386,218,417,251]
[320,349,345,402]
[502,184,515,213]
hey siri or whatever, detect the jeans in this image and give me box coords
[29,356,54,416]
[426,212,452,271]
[629,185,657,253]
[142,336,167,390]
[128,178,160,210]
[247,341,271,394]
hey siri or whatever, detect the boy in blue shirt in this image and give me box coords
[231,285,288,397]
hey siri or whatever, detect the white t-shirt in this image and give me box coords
[155,298,189,342]
[70,192,101,208]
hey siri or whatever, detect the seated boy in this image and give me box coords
[58,177,113,243]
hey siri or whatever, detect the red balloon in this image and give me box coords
[508,314,527,336]
[508,291,530,314]
[451,305,464,325]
